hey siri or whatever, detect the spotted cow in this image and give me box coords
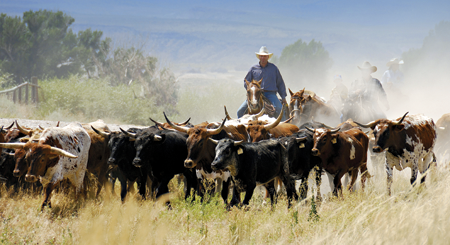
[0,122,91,209]
[355,112,437,195]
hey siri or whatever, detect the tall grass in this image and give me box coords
[1,165,450,244]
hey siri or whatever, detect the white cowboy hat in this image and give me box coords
[255,46,273,59]
[386,58,404,66]
[357,61,377,73]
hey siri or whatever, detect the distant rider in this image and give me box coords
[237,46,287,119]
[349,61,389,120]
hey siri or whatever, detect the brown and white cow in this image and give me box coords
[0,122,91,209]
[307,127,369,196]
[354,112,437,195]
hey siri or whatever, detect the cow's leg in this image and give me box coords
[154,175,172,199]
[333,170,345,197]
[410,163,418,186]
[118,175,128,202]
[299,176,308,200]
[215,178,223,197]
[243,183,256,206]
[348,169,358,192]
[385,152,398,196]
[281,176,296,208]
[221,178,231,205]
[359,163,370,190]
[229,187,241,207]
[42,183,57,210]
[264,181,277,206]
[315,167,323,202]
[138,174,147,199]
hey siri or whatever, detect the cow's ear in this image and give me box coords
[395,124,405,131]
[128,137,136,142]
[331,135,338,144]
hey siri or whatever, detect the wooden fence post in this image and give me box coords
[31,76,38,103]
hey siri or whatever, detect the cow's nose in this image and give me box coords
[311,148,320,156]
[132,158,142,167]
[25,174,37,183]
[373,146,383,153]
[13,170,20,177]
[184,159,195,168]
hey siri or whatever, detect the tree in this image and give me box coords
[0,14,32,82]
[275,39,333,89]
[402,21,450,75]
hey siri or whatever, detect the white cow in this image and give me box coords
[0,122,91,209]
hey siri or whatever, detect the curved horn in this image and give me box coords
[15,120,30,135]
[234,140,244,146]
[312,119,333,129]
[393,112,409,125]
[305,126,315,133]
[91,126,110,137]
[56,121,60,127]
[353,120,378,128]
[224,106,235,121]
[209,138,219,145]
[179,117,191,126]
[264,106,284,130]
[255,108,266,119]
[49,147,77,158]
[330,127,341,134]
[154,135,163,141]
[39,125,44,130]
[149,117,166,129]
[206,118,227,136]
[120,128,136,138]
[282,116,294,124]
[0,142,26,149]
[163,112,190,133]
[4,122,14,130]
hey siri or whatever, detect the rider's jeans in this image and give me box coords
[237,91,284,120]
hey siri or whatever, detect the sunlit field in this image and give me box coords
[1,157,450,244]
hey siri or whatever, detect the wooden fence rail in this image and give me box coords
[0,76,40,104]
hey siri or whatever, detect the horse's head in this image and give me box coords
[288,88,312,125]
[246,79,264,114]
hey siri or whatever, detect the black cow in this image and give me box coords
[92,127,150,202]
[210,138,295,207]
[131,128,197,200]
[278,129,323,201]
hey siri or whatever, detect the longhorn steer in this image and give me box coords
[210,138,295,207]
[354,112,437,195]
[164,113,235,204]
[307,127,369,196]
[0,123,90,209]
[278,129,322,200]
[92,127,150,201]
[130,127,197,201]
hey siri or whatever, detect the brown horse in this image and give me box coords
[288,88,340,127]
[245,79,276,117]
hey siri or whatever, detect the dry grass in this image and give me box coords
[1,162,450,244]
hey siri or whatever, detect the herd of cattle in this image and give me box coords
[0,91,448,210]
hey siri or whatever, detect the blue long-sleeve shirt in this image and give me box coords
[244,62,287,100]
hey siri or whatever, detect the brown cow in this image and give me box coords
[307,127,369,196]
[81,120,112,198]
[354,112,437,195]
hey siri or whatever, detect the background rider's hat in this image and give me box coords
[386,58,404,67]
[255,46,273,59]
[357,61,377,73]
